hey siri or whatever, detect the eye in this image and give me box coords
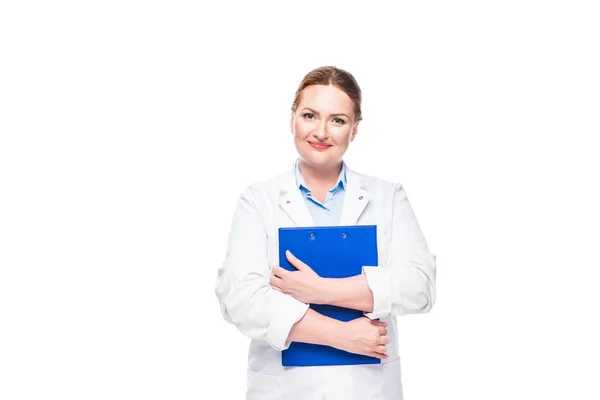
[333,117,345,125]
[302,113,315,120]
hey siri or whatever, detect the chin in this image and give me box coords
[296,144,342,166]
[300,153,338,168]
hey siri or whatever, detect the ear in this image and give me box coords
[350,121,360,142]
[290,113,295,134]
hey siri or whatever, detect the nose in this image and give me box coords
[312,120,329,141]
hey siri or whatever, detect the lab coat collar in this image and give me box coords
[294,158,348,192]
[278,161,370,226]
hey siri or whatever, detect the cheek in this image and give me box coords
[331,126,353,145]
[293,119,311,138]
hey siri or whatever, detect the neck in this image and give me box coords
[298,159,343,189]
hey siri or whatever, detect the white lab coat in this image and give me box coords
[215,163,437,400]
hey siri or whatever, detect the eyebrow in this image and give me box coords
[301,107,350,119]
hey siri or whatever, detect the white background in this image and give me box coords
[1,1,599,399]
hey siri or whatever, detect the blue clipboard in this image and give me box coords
[278,225,380,367]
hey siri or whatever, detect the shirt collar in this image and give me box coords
[294,159,347,192]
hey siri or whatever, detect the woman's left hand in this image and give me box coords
[270,250,326,304]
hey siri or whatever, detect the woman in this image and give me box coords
[215,66,437,400]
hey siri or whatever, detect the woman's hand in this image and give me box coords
[332,317,389,360]
[270,250,326,304]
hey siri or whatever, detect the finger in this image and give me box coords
[370,319,387,327]
[376,344,387,353]
[270,275,283,287]
[378,335,390,345]
[286,250,307,271]
[370,351,389,360]
[271,266,288,277]
[272,285,282,292]
[378,327,388,336]
[370,319,386,325]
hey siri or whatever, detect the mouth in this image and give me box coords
[308,141,333,151]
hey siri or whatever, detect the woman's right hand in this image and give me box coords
[332,317,389,360]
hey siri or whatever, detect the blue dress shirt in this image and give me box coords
[294,159,347,226]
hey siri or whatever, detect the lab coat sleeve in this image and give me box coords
[215,185,310,351]
[362,184,437,319]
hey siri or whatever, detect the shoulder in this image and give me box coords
[348,168,413,218]
[347,166,403,194]
[238,167,293,202]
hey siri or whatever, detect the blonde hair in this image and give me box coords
[291,66,363,122]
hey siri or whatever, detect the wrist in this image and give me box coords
[324,318,346,348]
[317,278,335,305]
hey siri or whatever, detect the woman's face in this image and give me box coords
[291,84,359,171]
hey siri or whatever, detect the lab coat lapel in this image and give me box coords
[339,168,370,226]
[278,168,314,227]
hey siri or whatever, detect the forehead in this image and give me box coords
[298,84,354,114]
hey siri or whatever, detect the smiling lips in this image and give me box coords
[308,141,332,150]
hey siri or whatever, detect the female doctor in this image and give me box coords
[215,66,437,400]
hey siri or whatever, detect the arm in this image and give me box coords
[215,186,309,351]
[287,307,344,346]
[362,183,437,319]
[319,273,375,313]
[271,251,375,312]
[288,308,390,360]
